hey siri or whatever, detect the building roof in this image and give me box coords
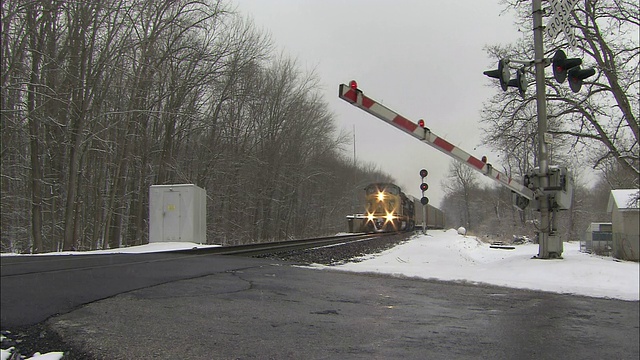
[607,189,640,212]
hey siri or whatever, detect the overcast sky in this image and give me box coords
[233,0,525,206]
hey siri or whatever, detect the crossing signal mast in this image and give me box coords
[339,1,585,260]
[481,1,595,259]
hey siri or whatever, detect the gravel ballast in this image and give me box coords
[255,232,414,265]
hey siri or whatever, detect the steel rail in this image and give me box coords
[0,233,388,277]
[166,233,386,256]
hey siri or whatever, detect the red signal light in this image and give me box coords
[420,183,429,191]
[349,80,358,90]
[418,119,425,127]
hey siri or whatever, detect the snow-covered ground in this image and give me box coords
[2,229,638,359]
[317,229,639,302]
[0,345,61,360]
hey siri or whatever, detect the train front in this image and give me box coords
[363,183,407,232]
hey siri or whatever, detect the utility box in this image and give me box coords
[525,166,573,211]
[346,214,366,233]
[548,166,573,210]
[149,184,206,243]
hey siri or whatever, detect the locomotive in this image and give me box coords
[347,183,444,233]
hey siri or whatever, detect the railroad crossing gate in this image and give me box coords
[149,184,207,243]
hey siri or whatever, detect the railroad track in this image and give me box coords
[0,233,389,277]
[167,232,387,256]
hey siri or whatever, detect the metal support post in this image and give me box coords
[532,0,562,258]
[423,204,427,235]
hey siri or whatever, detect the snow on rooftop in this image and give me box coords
[608,189,640,211]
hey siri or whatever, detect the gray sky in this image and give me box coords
[233,0,524,207]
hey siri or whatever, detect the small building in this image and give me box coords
[607,189,639,261]
[581,222,612,256]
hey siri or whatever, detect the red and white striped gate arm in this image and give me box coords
[339,82,534,200]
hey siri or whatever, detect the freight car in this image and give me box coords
[409,194,445,230]
[347,183,444,233]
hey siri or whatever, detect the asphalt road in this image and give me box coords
[2,253,639,359]
[1,252,266,327]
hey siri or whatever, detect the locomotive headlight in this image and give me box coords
[385,212,396,222]
[377,192,385,201]
[366,213,375,221]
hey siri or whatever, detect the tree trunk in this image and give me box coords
[26,5,43,253]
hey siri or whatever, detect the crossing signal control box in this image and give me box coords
[525,166,573,211]
[149,184,207,243]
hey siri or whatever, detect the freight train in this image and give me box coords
[346,183,445,233]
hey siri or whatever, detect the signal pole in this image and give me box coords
[533,0,560,258]
[419,169,429,235]
[482,1,589,259]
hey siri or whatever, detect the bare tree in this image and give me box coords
[441,161,479,231]
[483,0,638,182]
[1,0,390,253]
[25,3,45,253]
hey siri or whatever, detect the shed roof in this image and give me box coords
[607,189,640,212]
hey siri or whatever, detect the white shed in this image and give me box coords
[607,189,639,261]
[149,184,207,243]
